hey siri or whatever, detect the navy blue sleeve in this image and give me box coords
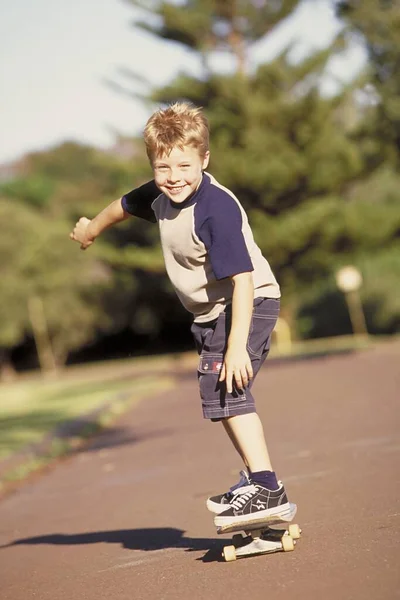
[121,180,159,223]
[196,193,253,280]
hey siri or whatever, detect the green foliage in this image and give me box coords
[129,0,301,61]
[297,241,400,338]
[19,142,143,218]
[0,200,30,348]
[290,165,400,337]
[0,175,54,209]
[141,0,400,335]
[0,197,110,365]
[151,42,365,211]
[336,0,400,164]
[0,138,182,368]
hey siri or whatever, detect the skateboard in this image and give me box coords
[216,503,301,562]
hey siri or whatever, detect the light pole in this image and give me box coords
[335,266,368,336]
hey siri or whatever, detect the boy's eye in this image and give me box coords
[181,164,190,168]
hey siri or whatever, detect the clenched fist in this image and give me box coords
[69,217,94,250]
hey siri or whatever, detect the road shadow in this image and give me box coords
[1,527,225,562]
[0,422,175,483]
[82,425,175,453]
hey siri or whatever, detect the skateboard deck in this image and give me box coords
[216,503,301,562]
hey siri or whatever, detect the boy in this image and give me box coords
[70,102,292,528]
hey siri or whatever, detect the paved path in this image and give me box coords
[1,342,399,600]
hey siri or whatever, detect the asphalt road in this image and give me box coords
[1,342,399,600]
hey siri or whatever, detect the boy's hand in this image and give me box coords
[70,217,95,250]
[219,345,253,394]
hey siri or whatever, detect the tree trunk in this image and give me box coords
[27,295,58,377]
[225,1,247,75]
[228,29,247,75]
[0,350,17,382]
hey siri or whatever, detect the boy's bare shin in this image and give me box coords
[222,419,249,468]
[222,413,273,473]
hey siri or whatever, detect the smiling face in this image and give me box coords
[152,146,210,204]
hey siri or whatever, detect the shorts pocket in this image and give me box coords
[198,353,224,402]
[198,353,224,375]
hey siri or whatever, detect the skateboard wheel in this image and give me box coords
[281,536,295,552]
[232,534,243,545]
[223,545,237,562]
[288,524,301,540]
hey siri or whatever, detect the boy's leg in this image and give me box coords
[192,298,289,519]
[219,297,278,475]
[222,413,272,473]
[212,299,292,524]
[214,413,291,526]
[221,419,250,469]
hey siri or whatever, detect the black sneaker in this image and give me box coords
[213,482,291,528]
[206,470,252,514]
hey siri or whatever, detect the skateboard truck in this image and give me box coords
[216,503,302,562]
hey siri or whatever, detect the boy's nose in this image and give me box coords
[168,170,180,183]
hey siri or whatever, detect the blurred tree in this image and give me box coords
[335,0,400,165]
[21,142,175,343]
[0,142,178,372]
[121,0,399,335]
[0,198,110,373]
[126,0,302,73]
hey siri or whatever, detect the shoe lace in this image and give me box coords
[230,484,257,510]
[229,470,251,493]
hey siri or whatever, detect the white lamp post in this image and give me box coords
[335,266,368,336]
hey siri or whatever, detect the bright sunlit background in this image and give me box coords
[0,0,398,378]
[0,0,366,164]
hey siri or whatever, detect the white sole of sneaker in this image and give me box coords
[214,502,295,530]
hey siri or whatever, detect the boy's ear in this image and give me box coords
[202,151,210,170]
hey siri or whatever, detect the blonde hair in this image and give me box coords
[143,102,209,162]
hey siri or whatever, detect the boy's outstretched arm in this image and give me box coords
[219,271,254,394]
[70,179,159,249]
[70,199,130,250]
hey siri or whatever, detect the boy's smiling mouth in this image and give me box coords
[167,185,186,194]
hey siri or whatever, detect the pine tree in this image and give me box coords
[336,0,400,165]
[122,0,400,335]
[129,0,302,73]
[125,5,360,288]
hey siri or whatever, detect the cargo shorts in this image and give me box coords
[191,297,280,421]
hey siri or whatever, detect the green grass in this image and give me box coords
[0,370,174,463]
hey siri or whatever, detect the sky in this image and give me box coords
[0,0,367,165]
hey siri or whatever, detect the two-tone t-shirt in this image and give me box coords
[121,172,280,322]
